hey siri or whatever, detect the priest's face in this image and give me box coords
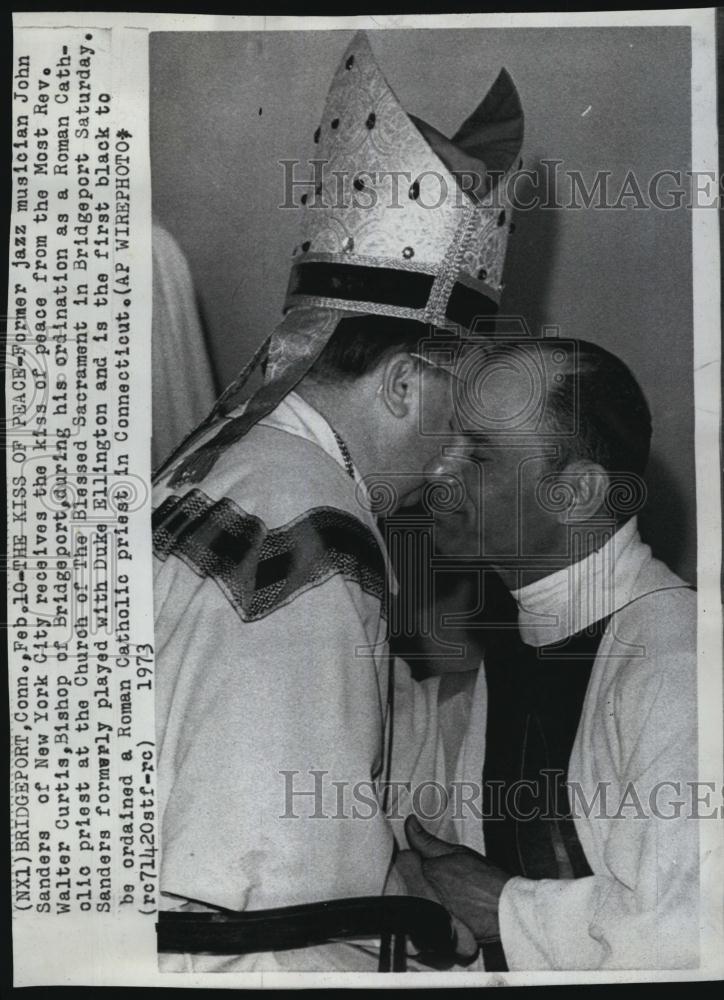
[428,346,568,578]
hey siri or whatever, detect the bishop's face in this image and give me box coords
[427,349,566,577]
[379,361,464,510]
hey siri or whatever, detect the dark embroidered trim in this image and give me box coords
[287,261,433,309]
[444,281,499,330]
[153,490,387,623]
[286,261,499,328]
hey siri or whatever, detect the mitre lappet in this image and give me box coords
[162,29,524,488]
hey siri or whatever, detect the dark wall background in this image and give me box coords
[150,27,695,582]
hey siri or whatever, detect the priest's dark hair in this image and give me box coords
[546,339,651,477]
[306,314,441,381]
[483,337,652,521]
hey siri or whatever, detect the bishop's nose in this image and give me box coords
[423,440,469,482]
[422,447,470,514]
[420,447,475,537]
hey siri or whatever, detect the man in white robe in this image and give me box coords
[154,327,460,970]
[153,29,524,971]
[398,338,699,971]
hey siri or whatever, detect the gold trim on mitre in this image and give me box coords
[157,32,525,488]
[285,30,524,333]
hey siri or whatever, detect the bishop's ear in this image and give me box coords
[558,460,610,522]
[378,352,419,419]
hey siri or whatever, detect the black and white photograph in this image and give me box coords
[150,23,706,974]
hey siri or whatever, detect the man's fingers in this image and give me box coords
[394,849,439,903]
[450,916,479,962]
[405,814,456,859]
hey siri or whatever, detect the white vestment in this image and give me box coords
[151,222,217,469]
[396,518,699,971]
[153,392,409,971]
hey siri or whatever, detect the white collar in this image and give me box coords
[510,517,653,647]
[258,392,397,594]
[259,390,367,498]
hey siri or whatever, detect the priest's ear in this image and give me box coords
[557,460,610,522]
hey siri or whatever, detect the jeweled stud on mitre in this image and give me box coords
[282,32,524,342]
